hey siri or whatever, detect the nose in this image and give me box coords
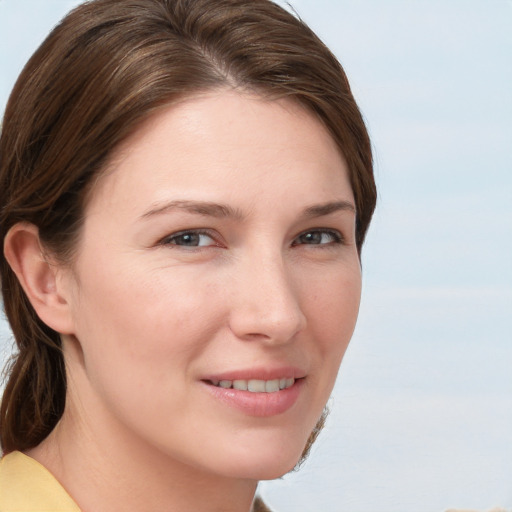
[228,253,307,344]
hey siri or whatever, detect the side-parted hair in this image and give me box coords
[0,0,376,454]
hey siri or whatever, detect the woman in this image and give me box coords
[0,0,376,510]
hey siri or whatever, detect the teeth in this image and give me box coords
[211,378,296,393]
[233,380,247,391]
[265,379,280,393]
[248,379,265,392]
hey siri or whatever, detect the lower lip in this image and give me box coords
[202,379,303,417]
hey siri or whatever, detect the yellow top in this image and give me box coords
[0,450,272,512]
[0,450,81,511]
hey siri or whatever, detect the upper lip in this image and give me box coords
[201,366,307,382]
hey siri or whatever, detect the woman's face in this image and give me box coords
[62,90,361,480]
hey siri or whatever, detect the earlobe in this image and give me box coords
[3,222,75,335]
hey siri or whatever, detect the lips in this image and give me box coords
[201,367,305,417]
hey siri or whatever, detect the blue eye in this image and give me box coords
[161,230,217,247]
[294,230,343,246]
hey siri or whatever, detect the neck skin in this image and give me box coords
[26,361,258,512]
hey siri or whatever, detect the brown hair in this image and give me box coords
[0,0,376,454]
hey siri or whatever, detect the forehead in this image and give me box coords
[85,90,352,217]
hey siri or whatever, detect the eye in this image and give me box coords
[293,229,343,246]
[160,230,218,248]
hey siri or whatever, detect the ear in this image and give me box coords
[3,222,75,335]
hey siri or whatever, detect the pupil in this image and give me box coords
[303,232,321,244]
[181,233,199,245]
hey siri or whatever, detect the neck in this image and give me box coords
[27,400,258,512]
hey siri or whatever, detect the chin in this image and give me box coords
[222,454,302,481]
[229,411,328,480]
[208,429,312,481]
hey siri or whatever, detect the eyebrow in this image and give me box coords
[302,200,356,218]
[140,200,245,221]
[140,199,356,221]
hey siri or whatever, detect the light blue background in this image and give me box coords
[1,1,511,511]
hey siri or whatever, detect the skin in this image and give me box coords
[16,90,362,512]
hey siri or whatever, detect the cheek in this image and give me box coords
[308,266,361,340]
[69,257,225,384]
[66,260,230,444]
[303,265,361,385]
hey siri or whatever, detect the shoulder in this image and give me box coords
[0,451,81,511]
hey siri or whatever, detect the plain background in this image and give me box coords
[1,1,511,511]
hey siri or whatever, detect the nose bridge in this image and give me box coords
[229,247,306,343]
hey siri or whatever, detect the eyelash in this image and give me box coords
[159,228,344,248]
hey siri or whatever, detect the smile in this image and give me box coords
[208,378,295,393]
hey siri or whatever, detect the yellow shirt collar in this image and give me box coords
[0,450,80,511]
